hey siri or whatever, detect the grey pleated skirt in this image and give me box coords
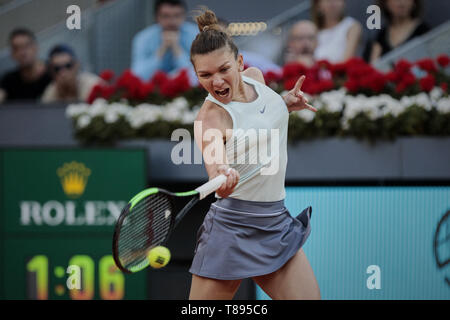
[189,197,312,280]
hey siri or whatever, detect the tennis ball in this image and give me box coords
[147,246,171,269]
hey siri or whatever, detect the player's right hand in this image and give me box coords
[216,165,239,198]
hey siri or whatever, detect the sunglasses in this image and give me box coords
[51,61,74,73]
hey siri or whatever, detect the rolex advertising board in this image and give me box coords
[0,149,148,299]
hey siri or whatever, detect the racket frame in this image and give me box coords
[112,188,199,274]
[112,174,227,274]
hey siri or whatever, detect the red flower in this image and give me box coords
[385,71,399,83]
[419,74,435,92]
[159,81,178,98]
[99,70,115,82]
[330,62,348,76]
[151,70,169,87]
[396,83,406,93]
[347,63,375,79]
[361,72,387,92]
[87,84,104,104]
[298,73,320,94]
[282,62,308,80]
[172,69,191,93]
[399,72,416,87]
[440,82,448,92]
[116,69,143,99]
[283,77,297,91]
[344,79,359,93]
[437,54,450,68]
[344,57,366,67]
[343,57,367,76]
[316,79,335,93]
[416,58,437,73]
[264,71,282,84]
[137,82,154,99]
[394,59,412,75]
[102,85,117,100]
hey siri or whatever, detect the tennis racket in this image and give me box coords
[112,174,228,274]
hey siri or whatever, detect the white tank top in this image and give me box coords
[315,16,357,63]
[205,75,289,202]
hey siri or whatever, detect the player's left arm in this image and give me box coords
[242,67,316,114]
[282,76,317,113]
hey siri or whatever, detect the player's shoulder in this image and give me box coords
[196,99,230,129]
[197,99,226,120]
[242,67,265,85]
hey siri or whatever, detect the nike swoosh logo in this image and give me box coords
[260,105,266,114]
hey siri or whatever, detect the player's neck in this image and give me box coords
[233,78,257,103]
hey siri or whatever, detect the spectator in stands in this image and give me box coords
[131,0,198,82]
[41,44,102,103]
[283,20,319,67]
[311,0,362,63]
[0,28,51,103]
[368,0,430,63]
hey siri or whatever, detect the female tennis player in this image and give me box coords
[188,8,321,300]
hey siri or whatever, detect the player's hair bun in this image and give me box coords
[190,7,238,60]
[194,7,223,33]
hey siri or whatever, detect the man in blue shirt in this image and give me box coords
[131,0,198,83]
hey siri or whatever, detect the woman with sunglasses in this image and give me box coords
[41,44,103,103]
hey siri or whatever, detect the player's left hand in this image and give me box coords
[283,75,317,113]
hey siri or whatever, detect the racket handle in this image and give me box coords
[195,174,227,200]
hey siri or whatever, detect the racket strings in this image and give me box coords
[230,160,273,184]
[118,193,173,271]
[226,130,275,184]
[119,203,171,269]
[120,195,171,249]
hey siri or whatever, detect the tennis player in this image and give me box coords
[188,8,321,300]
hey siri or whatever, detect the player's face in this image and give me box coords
[156,4,185,31]
[10,35,38,68]
[193,46,244,104]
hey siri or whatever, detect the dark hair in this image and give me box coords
[378,0,424,22]
[154,0,187,15]
[311,0,345,30]
[8,27,36,44]
[48,44,77,61]
[190,8,238,63]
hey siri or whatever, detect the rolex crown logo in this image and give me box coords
[57,161,91,198]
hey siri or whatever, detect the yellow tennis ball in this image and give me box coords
[147,246,171,269]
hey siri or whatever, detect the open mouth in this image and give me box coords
[215,88,230,97]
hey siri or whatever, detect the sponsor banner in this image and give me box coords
[1,149,146,233]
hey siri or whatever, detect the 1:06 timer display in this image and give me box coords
[2,237,147,300]
[26,254,124,300]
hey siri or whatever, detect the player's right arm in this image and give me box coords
[194,100,239,198]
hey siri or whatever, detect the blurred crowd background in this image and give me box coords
[0,0,449,105]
